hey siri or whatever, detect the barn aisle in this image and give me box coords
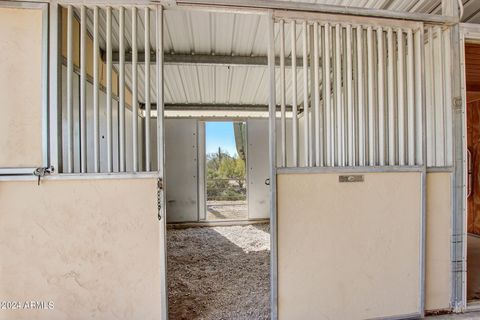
[167,224,270,320]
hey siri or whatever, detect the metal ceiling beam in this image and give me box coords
[174,0,459,24]
[109,51,304,67]
[141,103,294,111]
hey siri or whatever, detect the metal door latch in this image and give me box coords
[33,166,54,186]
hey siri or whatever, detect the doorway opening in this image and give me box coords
[205,121,248,221]
[465,42,480,306]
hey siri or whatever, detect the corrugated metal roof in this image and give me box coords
[74,0,478,109]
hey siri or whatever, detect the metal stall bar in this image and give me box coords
[106,7,113,172]
[313,22,320,167]
[377,26,386,166]
[93,6,100,173]
[367,26,375,166]
[357,25,365,166]
[291,21,298,167]
[335,24,343,166]
[414,29,423,166]
[145,7,151,172]
[346,24,353,167]
[280,19,286,167]
[397,29,405,166]
[80,6,87,173]
[387,27,395,166]
[155,6,168,320]
[427,26,435,166]
[324,23,332,167]
[435,26,445,166]
[66,5,74,173]
[267,13,277,320]
[132,7,139,172]
[302,21,309,167]
[407,29,415,165]
[119,6,126,172]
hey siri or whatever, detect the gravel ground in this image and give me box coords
[167,224,270,320]
[206,200,248,220]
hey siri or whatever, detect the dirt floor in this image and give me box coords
[206,200,248,220]
[167,224,270,320]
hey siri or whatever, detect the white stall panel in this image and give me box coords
[165,119,198,222]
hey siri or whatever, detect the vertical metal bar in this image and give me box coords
[49,2,61,172]
[302,21,309,167]
[414,29,423,166]
[377,27,385,166]
[280,20,286,167]
[132,6,138,172]
[357,25,365,166]
[407,29,415,166]
[291,21,298,167]
[66,5,73,173]
[435,26,445,166]
[397,29,405,166]
[267,12,277,320]
[106,7,113,172]
[367,26,375,166]
[119,7,126,172]
[156,6,168,320]
[387,27,395,166]
[309,25,315,167]
[145,7,151,172]
[93,6,100,173]
[335,24,343,166]
[80,6,87,173]
[314,22,320,167]
[324,23,332,166]
[427,26,436,166]
[346,24,353,167]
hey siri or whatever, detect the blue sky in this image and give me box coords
[206,122,238,156]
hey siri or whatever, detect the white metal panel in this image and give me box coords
[165,118,199,222]
[247,119,270,219]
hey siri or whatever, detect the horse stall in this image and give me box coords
[0,0,476,319]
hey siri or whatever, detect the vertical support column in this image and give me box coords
[397,29,405,166]
[346,24,354,167]
[145,7,151,172]
[302,21,309,167]
[377,27,386,166]
[132,7,138,172]
[119,6,126,172]
[93,6,100,173]
[367,26,375,166]
[387,27,395,166]
[66,5,73,173]
[279,20,286,168]
[106,7,113,172]
[357,25,365,166]
[267,12,277,320]
[80,6,87,173]
[156,7,168,320]
[291,21,298,167]
[313,22,321,167]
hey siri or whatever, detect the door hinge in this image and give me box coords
[33,166,54,186]
[157,178,163,221]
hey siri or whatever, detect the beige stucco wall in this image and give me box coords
[425,172,452,311]
[0,178,162,320]
[0,7,43,167]
[277,172,422,320]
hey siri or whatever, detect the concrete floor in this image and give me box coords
[468,235,480,301]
